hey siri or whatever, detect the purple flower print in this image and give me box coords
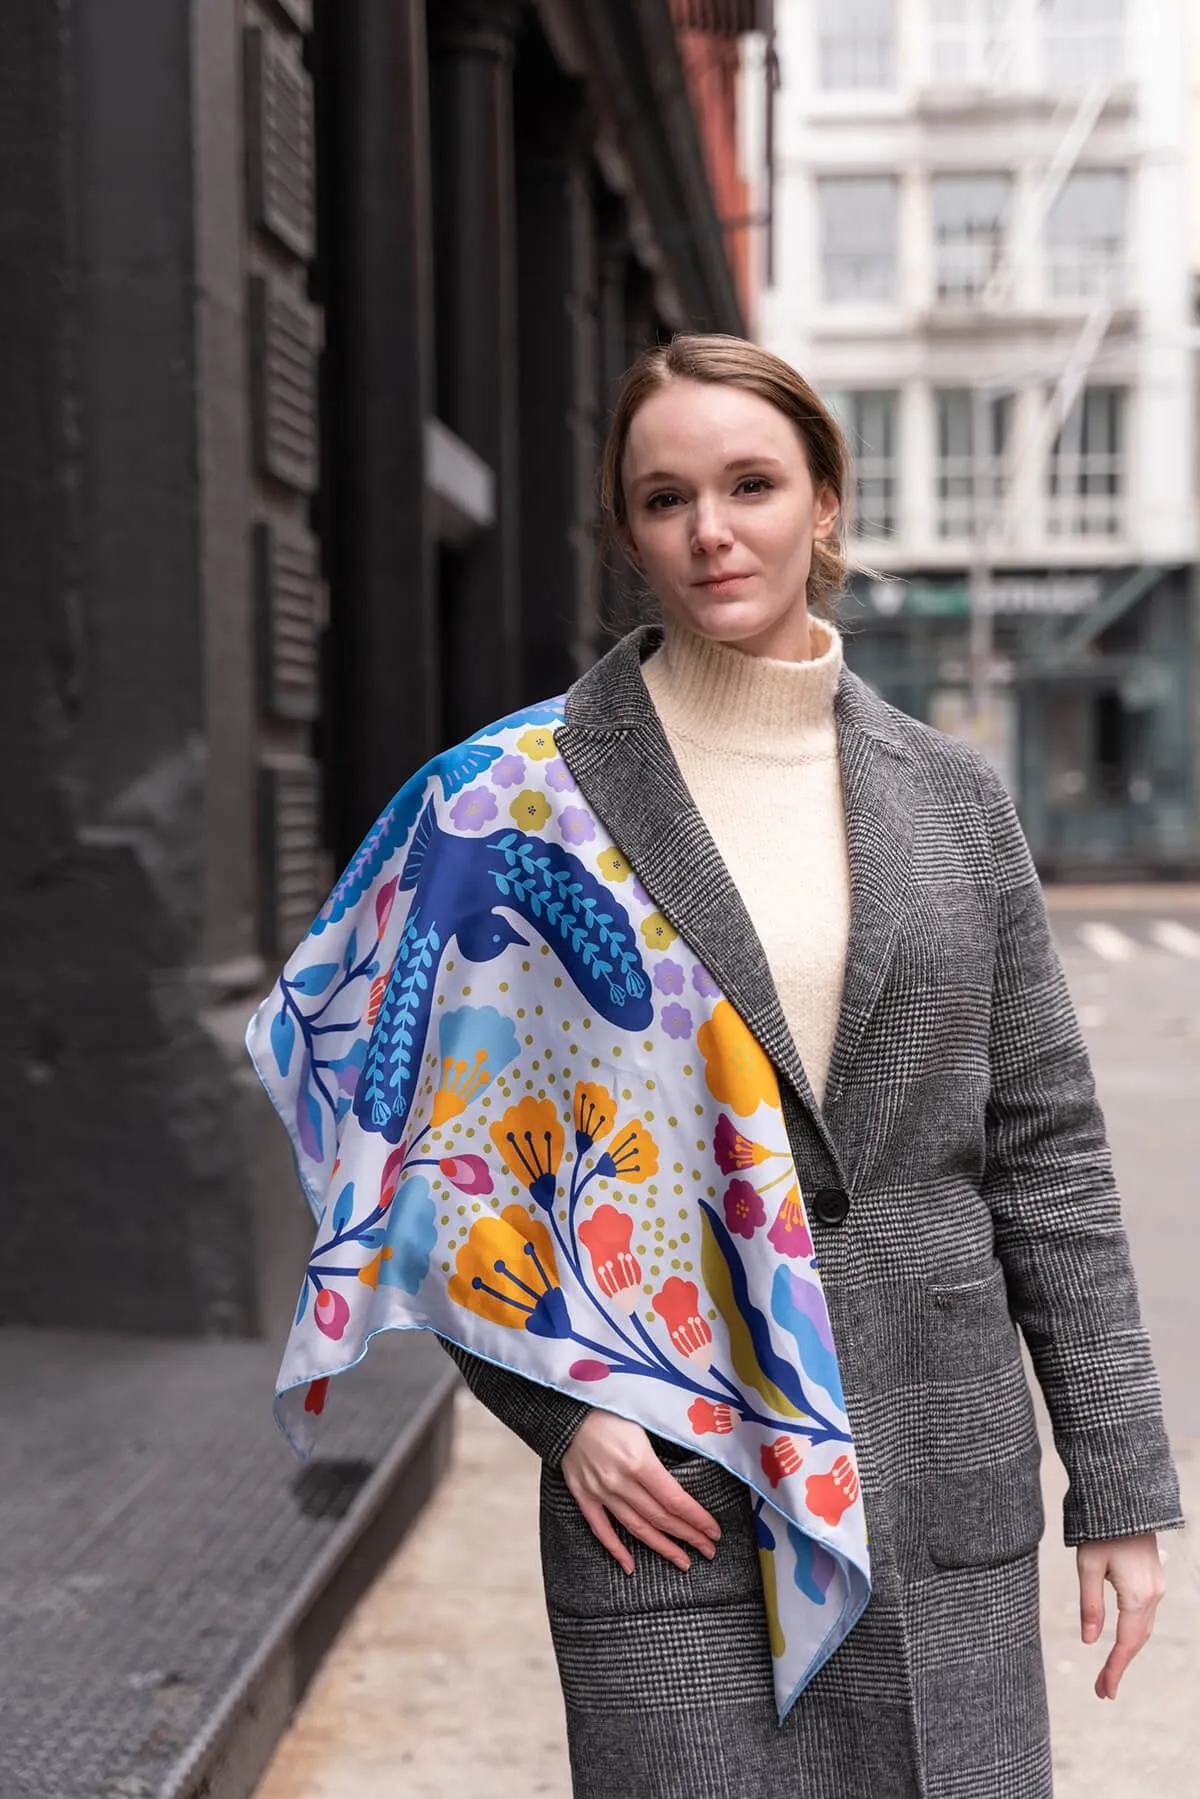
[450,786,499,831]
[544,758,577,793]
[692,964,720,998]
[660,1002,694,1040]
[559,806,596,846]
[723,1179,766,1240]
[491,753,526,788]
[631,877,652,909]
[654,959,685,996]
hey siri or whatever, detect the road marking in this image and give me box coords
[1078,922,1136,962]
[1149,920,1200,959]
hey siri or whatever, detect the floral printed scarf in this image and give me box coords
[247,702,871,1718]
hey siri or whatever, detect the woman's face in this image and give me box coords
[620,378,839,662]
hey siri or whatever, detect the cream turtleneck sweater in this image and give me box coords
[641,617,850,1106]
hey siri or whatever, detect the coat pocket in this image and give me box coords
[923,1265,1045,1570]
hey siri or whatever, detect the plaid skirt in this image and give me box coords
[539,1451,1053,1799]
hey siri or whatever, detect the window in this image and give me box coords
[935,390,1010,538]
[1046,172,1126,301]
[819,178,898,302]
[827,391,900,537]
[930,0,1014,89]
[932,174,1011,303]
[817,0,896,90]
[1043,0,1124,89]
[1047,387,1125,537]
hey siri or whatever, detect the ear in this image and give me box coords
[813,484,840,542]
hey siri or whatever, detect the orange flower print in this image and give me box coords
[448,1205,568,1337]
[595,1120,659,1183]
[640,911,678,952]
[573,1080,616,1153]
[806,1455,859,1526]
[760,1436,803,1489]
[687,1398,734,1436]
[652,1277,714,1368]
[516,726,557,760]
[491,1096,565,1210]
[696,1000,780,1117]
[577,1204,641,1312]
[366,960,394,1028]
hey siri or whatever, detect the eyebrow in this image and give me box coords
[629,455,787,491]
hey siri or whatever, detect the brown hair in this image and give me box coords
[599,333,851,617]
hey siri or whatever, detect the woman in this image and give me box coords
[250,335,1181,1799]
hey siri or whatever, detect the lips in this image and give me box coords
[695,572,752,590]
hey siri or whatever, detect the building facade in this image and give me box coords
[0,0,759,1339]
[761,0,1200,876]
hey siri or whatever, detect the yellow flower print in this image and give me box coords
[510,789,552,830]
[491,1095,566,1209]
[696,999,780,1116]
[516,727,557,760]
[595,1119,659,1183]
[640,911,678,952]
[596,847,632,884]
[448,1205,565,1333]
[573,1080,617,1151]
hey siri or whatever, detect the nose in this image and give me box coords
[691,494,734,555]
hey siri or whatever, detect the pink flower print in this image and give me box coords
[761,1436,803,1489]
[722,1178,766,1239]
[806,1455,859,1526]
[450,786,498,832]
[687,1398,734,1436]
[492,753,526,788]
[569,1359,611,1382]
[652,1277,714,1369]
[766,1187,813,1260]
[653,958,685,995]
[438,1154,494,1196]
[314,1287,351,1340]
[544,758,576,793]
[661,1002,694,1040]
[692,965,720,998]
[559,806,596,846]
[714,1114,771,1175]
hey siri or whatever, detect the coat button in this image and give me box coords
[811,1187,850,1226]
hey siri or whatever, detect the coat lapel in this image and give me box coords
[824,675,917,1110]
[556,631,917,1162]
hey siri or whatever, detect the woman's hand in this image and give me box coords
[560,1409,722,1575]
[1077,1532,1165,1699]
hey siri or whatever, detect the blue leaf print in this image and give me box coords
[331,1182,355,1235]
[291,962,340,997]
[270,1007,295,1078]
[297,1079,324,1160]
[437,740,503,799]
[770,1266,845,1411]
[311,773,426,934]
[342,927,359,973]
[295,1282,309,1325]
[787,1522,835,1604]
[378,1177,438,1295]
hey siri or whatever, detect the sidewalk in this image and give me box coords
[0,1326,455,1799]
[257,1392,1198,1799]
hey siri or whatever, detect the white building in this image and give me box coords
[757,0,1200,873]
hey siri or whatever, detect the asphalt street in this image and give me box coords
[256,887,1199,1799]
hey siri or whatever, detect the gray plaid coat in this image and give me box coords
[444,628,1182,1799]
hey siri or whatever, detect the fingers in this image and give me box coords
[1077,1548,1107,1646]
[641,1460,722,1547]
[571,1491,635,1576]
[1094,1585,1162,1701]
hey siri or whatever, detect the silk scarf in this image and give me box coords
[247,700,871,1718]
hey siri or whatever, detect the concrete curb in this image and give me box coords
[155,1365,459,1799]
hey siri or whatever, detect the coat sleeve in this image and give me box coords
[438,1337,592,1467]
[977,761,1183,1545]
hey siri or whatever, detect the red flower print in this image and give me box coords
[722,1178,766,1240]
[304,1377,330,1415]
[806,1455,859,1526]
[766,1186,813,1260]
[314,1288,351,1340]
[760,1435,803,1489]
[366,960,394,1028]
[652,1277,714,1368]
[714,1114,771,1174]
[688,1398,734,1436]
[439,1154,494,1196]
[577,1205,642,1312]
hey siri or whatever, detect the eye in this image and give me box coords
[736,476,774,496]
[645,491,683,512]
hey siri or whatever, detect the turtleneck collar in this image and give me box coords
[641,615,844,765]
